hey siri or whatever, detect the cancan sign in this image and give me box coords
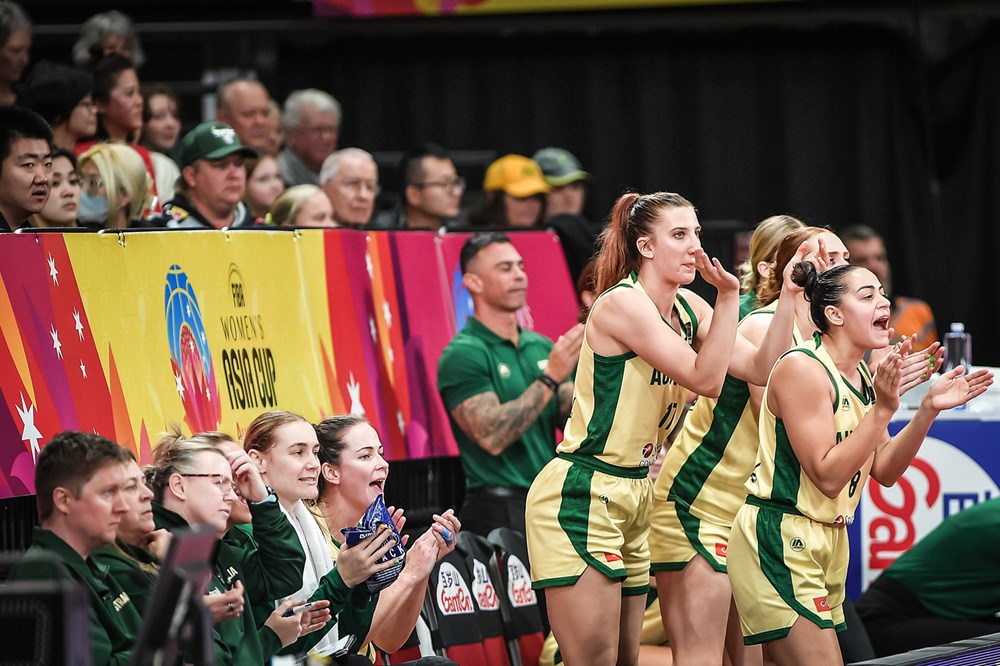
[506,555,537,608]
[472,559,500,612]
[436,562,475,616]
[860,437,998,587]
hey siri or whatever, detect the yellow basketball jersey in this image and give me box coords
[557,273,696,471]
[657,300,802,524]
[748,334,875,525]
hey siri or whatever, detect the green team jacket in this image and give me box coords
[152,499,307,665]
[11,528,141,665]
[91,540,159,616]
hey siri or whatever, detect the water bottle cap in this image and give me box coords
[950,322,965,333]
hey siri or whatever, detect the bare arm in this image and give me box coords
[872,367,994,485]
[771,352,896,499]
[450,323,583,456]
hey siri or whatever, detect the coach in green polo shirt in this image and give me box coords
[438,231,584,537]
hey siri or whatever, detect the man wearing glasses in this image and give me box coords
[318,147,380,229]
[397,143,465,231]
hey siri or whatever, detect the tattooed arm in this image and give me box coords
[451,380,558,456]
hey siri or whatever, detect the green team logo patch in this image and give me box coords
[789,537,806,552]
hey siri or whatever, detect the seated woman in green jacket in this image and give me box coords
[147,434,331,665]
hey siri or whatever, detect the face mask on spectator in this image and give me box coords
[78,192,109,224]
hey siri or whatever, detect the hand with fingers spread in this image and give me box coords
[336,529,403,588]
[923,367,995,413]
[226,448,269,503]
[694,248,740,295]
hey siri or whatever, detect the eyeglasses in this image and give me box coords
[336,178,381,195]
[414,177,465,193]
[76,98,97,110]
[179,473,237,496]
[81,177,104,193]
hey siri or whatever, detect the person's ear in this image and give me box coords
[167,472,187,500]
[321,462,340,485]
[182,165,197,190]
[51,487,72,516]
[757,260,774,280]
[637,236,653,259]
[463,271,483,294]
[825,305,844,327]
[404,184,421,208]
[248,449,265,474]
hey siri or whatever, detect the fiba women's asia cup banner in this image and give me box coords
[0,229,578,499]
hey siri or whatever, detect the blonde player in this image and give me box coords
[525,191,802,666]
[728,261,992,665]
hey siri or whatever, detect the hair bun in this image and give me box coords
[790,260,818,300]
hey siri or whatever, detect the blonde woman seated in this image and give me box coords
[76,142,152,229]
[269,184,335,228]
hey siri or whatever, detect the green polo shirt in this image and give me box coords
[437,316,561,490]
[11,528,140,665]
[739,292,761,319]
[882,497,1000,620]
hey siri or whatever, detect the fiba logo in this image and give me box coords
[164,265,221,432]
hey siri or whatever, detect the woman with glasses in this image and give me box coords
[76,142,152,228]
[28,148,81,228]
[147,432,332,665]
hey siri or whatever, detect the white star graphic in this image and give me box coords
[206,387,211,401]
[365,252,373,279]
[47,254,59,286]
[79,360,87,378]
[50,325,63,359]
[175,372,185,400]
[72,309,85,341]
[16,393,43,462]
[186,303,193,319]
[200,330,207,346]
[188,338,196,354]
[369,316,377,341]
[397,410,406,435]
[382,301,392,329]
[388,347,394,365]
[347,372,365,416]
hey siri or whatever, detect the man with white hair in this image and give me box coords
[279,88,341,186]
[319,147,379,229]
[216,77,272,154]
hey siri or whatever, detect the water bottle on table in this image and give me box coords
[944,322,972,411]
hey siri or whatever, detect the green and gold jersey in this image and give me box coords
[657,300,803,524]
[748,334,875,525]
[557,273,697,471]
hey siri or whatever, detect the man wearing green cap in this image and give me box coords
[533,147,597,283]
[146,121,259,229]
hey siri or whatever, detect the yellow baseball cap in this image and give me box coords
[483,154,551,198]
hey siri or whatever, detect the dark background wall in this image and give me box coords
[26,0,1000,362]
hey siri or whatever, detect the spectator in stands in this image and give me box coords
[279,89,341,186]
[243,153,285,220]
[437,232,584,536]
[148,433,327,664]
[841,224,938,348]
[397,142,464,231]
[264,99,284,156]
[319,147,379,229]
[244,410,403,661]
[270,184,335,227]
[0,105,51,232]
[0,1,30,106]
[469,154,549,229]
[857,497,1000,656]
[77,143,152,229]
[140,83,181,201]
[217,77,273,154]
[10,431,139,665]
[28,148,79,227]
[533,147,597,282]
[90,54,143,145]
[72,11,145,70]
[20,61,97,152]
[146,121,258,229]
[312,414,461,664]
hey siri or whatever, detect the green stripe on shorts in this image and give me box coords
[557,461,627,583]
